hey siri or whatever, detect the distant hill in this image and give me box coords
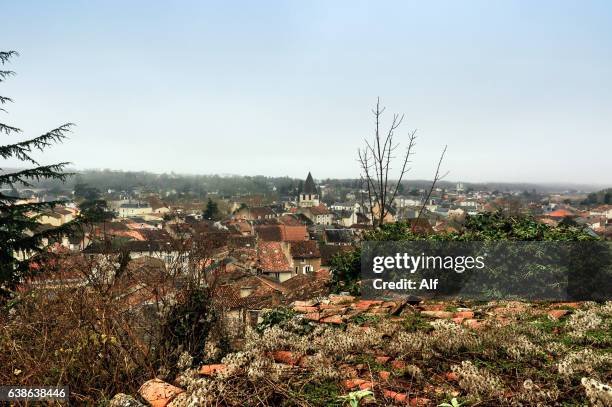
[397,180,608,194]
[5,168,608,196]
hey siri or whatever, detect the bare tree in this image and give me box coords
[358,98,447,228]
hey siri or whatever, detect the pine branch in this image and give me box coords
[0,70,16,82]
[0,218,39,234]
[0,122,22,135]
[0,96,12,104]
[0,198,67,212]
[0,163,72,188]
[0,191,20,203]
[0,51,19,64]
[0,123,73,163]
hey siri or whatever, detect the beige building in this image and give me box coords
[38,207,76,226]
[299,204,333,226]
[118,202,153,218]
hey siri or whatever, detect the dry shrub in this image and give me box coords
[0,250,224,404]
[0,285,154,404]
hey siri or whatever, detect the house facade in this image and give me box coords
[118,202,153,218]
[289,240,321,274]
[299,204,333,225]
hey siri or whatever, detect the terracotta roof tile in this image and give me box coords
[139,379,183,407]
[281,225,309,241]
[546,209,575,218]
[257,241,290,271]
[290,240,320,258]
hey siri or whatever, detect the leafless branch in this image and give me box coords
[416,145,449,224]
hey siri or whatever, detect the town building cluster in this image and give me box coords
[9,173,611,330]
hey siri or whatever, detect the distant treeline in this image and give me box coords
[17,169,606,198]
[582,188,612,205]
[35,170,304,197]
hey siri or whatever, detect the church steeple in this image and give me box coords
[298,171,319,208]
[303,172,317,195]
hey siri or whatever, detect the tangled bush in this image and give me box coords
[0,287,152,404]
[0,255,225,404]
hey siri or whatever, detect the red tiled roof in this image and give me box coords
[253,275,289,294]
[229,235,256,248]
[212,284,245,309]
[257,241,290,271]
[281,225,309,241]
[546,209,575,218]
[282,269,331,302]
[213,274,288,309]
[256,225,308,242]
[249,207,275,218]
[290,240,321,258]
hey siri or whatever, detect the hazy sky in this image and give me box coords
[2,1,611,185]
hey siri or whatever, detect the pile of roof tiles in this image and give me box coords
[110,298,581,407]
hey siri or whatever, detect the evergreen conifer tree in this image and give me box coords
[203,198,219,220]
[1,51,75,294]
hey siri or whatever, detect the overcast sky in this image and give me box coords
[2,1,611,185]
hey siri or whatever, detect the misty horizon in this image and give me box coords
[2,166,608,193]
